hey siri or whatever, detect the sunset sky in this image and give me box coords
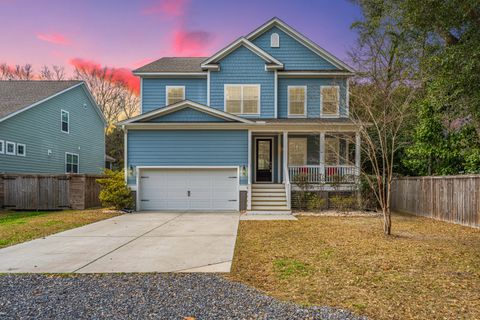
[0,0,361,90]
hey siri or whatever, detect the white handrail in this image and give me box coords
[289,165,357,184]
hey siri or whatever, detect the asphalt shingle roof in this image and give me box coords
[133,57,208,73]
[0,80,82,120]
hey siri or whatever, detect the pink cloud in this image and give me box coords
[69,58,140,95]
[36,33,71,45]
[142,0,188,16]
[172,29,213,56]
[131,57,156,69]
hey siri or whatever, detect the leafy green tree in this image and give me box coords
[97,170,133,210]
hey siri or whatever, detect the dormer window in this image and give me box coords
[270,33,280,48]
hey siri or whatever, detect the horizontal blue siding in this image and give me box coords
[149,108,226,122]
[252,26,339,71]
[210,46,275,118]
[278,78,348,118]
[0,85,105,174]
[142,78,207,113]
[127,130,248,184]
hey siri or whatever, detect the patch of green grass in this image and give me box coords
[0,209,121,249]
[273,258,311,279]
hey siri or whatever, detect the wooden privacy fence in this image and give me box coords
[391,175,480,228]
[0,174,104,210]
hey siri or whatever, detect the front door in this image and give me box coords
[255,138,273,182]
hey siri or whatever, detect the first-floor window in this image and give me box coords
[288,86,306,116]
[325,134,355,165]
[288,138,307,166]
[225,85,260,114]
[6,141,15,155]
[166,86,185,105]
[66,153,79,173]
[321,86,340,116]
[0,140,4,154]
[17,143,26,157]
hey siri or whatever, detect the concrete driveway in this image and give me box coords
[0,212,239,273]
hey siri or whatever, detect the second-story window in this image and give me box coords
[225,85,260,115]
[321,86,340,116]
[166,86,185,105]
[288,86,306,117]
[61,110,69,133]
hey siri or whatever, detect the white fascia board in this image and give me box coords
[246,17,355,73]
[201,37,283,68]
[118,100,255,125]
[0,82,91,124]
[277,71,354,77]
[133,72,207,77]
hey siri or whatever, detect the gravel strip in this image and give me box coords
[0,274,366,320]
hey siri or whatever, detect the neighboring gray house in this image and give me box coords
[0,81,106,174]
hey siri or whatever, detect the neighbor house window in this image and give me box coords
[288,86,307,116]
[271,33,280,47]
[321,86,340,116]
[61,110,69,133]
[17,143,26,157]
[6,141,15,155]
[65,153,79,173]
[225,85,260,115]
[0,140,4,154]
[288,138,307,166]
[166,86,185,105]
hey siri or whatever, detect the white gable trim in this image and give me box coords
[246,17,355,73]
[118,100,255,124]
[0,82,106,126]
[201,37,284,69]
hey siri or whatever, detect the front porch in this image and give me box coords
[247,131,361,211]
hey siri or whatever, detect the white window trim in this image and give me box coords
[6,141,15,155]
[287,85,307,118]
[224,84,261,115]
[0,140,4,154]
[61,109,69,133]
[65,152,80,173]
[16,143,26,157]
[165,86,185,106]
[320,85,340,117]
[288,137,308,166]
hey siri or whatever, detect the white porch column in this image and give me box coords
[319,132,325,182]
[282,131,288,183]
[355,131,361,177]
[247,130,252,210]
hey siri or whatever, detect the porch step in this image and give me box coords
[252,201,287,206]
[251,196,286,201]
[251,206,291,211]
[252,184,285,189]
[251,190,286,195]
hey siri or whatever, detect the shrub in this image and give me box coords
[307,194,326,211]
[96,169,134,210]
[330,195,357,213]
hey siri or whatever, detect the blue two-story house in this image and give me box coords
[120,17,360,213]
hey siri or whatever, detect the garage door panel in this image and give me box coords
[139,168,238,211]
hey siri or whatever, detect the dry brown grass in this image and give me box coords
[0,209,121,248]
[228,213,480,320]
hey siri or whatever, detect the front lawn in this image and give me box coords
[229,213,480,319]
[0,209,121,248]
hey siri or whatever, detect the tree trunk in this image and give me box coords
[383,207,392,235]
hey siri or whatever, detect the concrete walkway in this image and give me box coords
[0,212,239,273]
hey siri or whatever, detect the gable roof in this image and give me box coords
[133,57,208,74]
[0,80,107,125]
[246,17,354,72]
[200,37,283,70]
[118,100,255,125]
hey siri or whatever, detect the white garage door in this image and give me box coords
[138,168,239,211]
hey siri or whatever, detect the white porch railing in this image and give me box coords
[288,165,358,184]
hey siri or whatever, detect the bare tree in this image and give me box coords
[349,9,420,235]
[40,65,66,80]
[72,64,139,125]
[0,63,34,80]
